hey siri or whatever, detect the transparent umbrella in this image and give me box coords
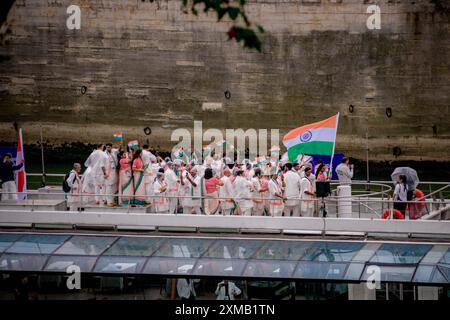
[391,167,420,190]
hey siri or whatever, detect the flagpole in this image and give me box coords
[328,112,340,179]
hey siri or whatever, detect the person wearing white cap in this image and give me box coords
[153,169,169,214]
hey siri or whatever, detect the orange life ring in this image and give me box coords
[381,209,405,220]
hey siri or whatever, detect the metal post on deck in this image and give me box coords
[171,279,177,300]
[40,125,46,187]
[366,129,370,186]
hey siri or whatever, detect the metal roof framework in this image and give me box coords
[0,232,449,285]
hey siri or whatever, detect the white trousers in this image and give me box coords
[252,202,265,216]
[105,183,117,205]
[221,208,233,216]
[283,205,301,217]
[168,197,178,214]
[94,184,105,203]
[302,206,314,217]
[240,207,252,216]
[1,181,17,201]
[183,206,201,215]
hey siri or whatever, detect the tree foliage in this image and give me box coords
[181,0,265,52]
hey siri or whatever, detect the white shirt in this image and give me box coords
[164,168,179,193]
[251,177,263,202]
[233,175,253,208]
[268,178,283,203]
[84,149,108,177]
[141,149,156,164]
[394,183,408,202]
[283,170,301,203]
[215,281,241,300]
[301,176,314,200]
[219,176,233,199]
[336,163,353,184]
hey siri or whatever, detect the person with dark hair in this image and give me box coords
[315,163,328,182]
[268,166,286,217]
[300,167,316,217]
[233,169,253,216]
[118,150,133,205]
[66,163,82,210]
[335,157,354,185]
[393,174,408,215]
[251,168,267,216]
[131,149,146,206]
[201,167,223,214]
[0,153,23,201]
[314,159,324,177]
[219,167,235,215]
[104,143,120,207]
[282,162,301,217]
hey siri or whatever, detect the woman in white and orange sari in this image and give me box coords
[119,150,133,206]
[131,149,146,206]
[201,168,223,215]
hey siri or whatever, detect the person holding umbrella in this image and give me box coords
[393,175,408,215]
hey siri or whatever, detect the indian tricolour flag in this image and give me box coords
[282,113,339,161]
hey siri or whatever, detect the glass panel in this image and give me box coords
[143,257,196,275]
[431,267,448,284]
[351,243,382,262]
[44,255,98,273]
[0,253,48,271]
[94,256,147,273]
[440,248,450,265]
[344,263,365,280]
[302,242,363,262]
[253,240,311,261]
[243,260,296,278]
[194,258,246,277]
[54,236,117,256]
[420,245,448,264]
[6,234,69,254]
[361,265,416,282]
[436,265,450,282]
[103,237,163,256]
[413,265,434,283]
[203,239,263,259]
[369,243,432,264]
[152,238,214,258]
[295,262,348,280]
[0,234,21,253]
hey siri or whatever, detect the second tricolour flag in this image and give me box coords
[282,113,339,161]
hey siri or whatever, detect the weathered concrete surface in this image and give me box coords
[0,0,449,161]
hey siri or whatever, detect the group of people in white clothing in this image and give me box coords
[64,143,351,217]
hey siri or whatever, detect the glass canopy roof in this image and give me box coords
[0,232,448,284]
